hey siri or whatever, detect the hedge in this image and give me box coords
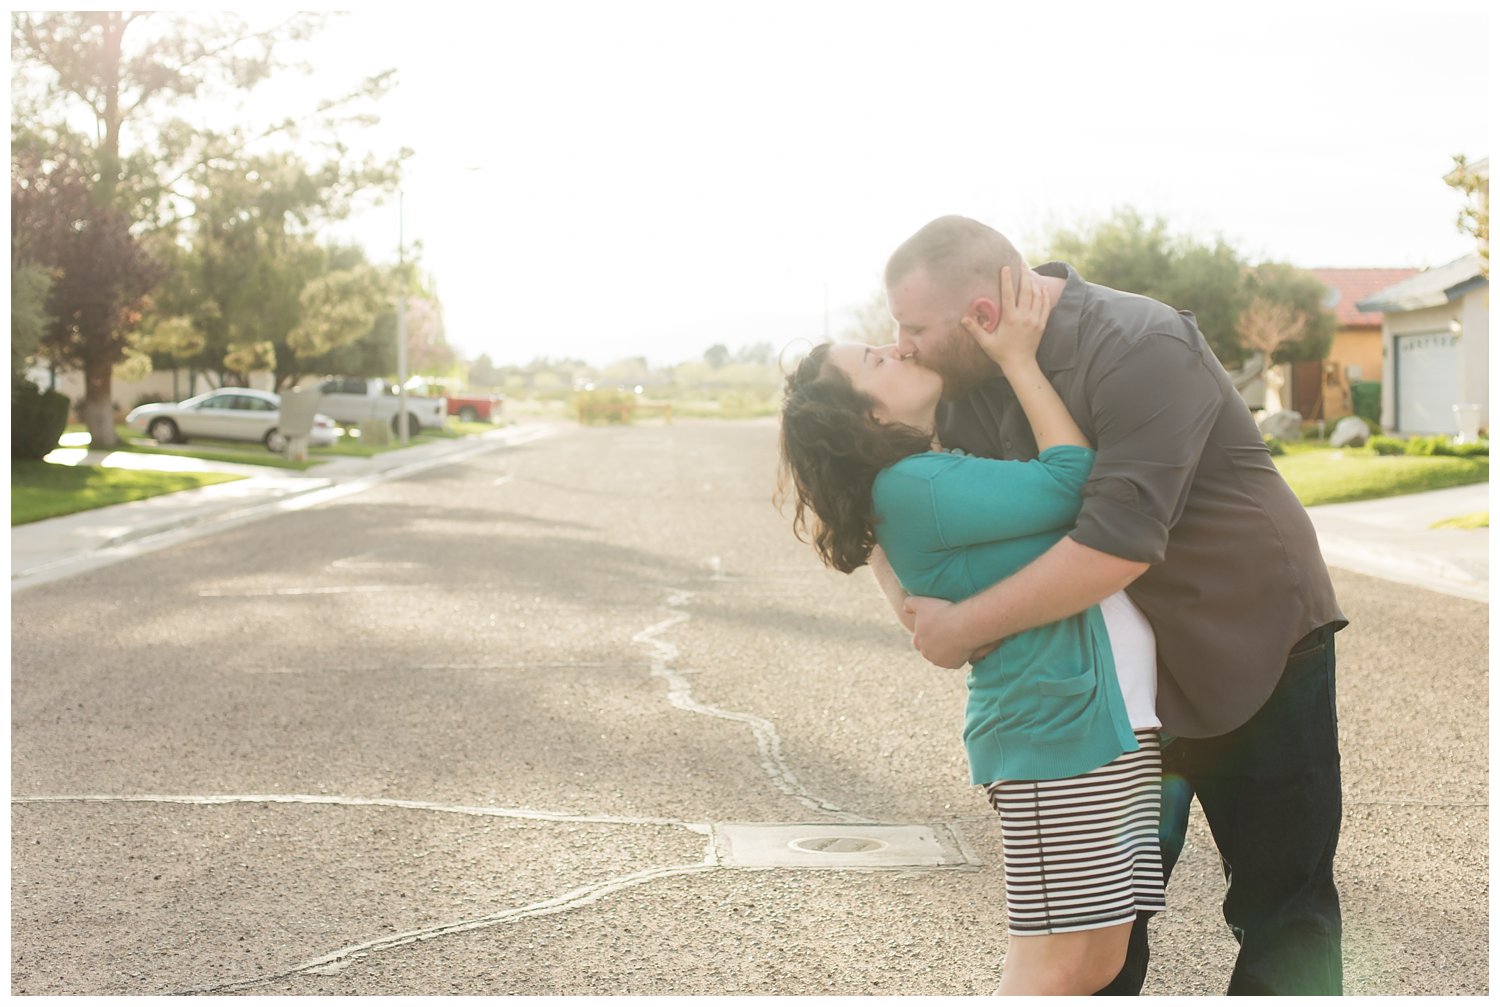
[11,381,71,460]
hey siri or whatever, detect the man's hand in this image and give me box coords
[903,595,999,669]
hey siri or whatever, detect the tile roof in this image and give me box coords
[1355,254,1487,314]
[1305,267,1422,326]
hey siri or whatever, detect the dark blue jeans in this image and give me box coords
[1096,625,1344,995]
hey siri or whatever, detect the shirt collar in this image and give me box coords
[1034,261,1083,374]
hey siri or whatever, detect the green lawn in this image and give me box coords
[1274,444,1490,507]
[16,419,493,526]
[11,462,245,525]
[61,422,465,465]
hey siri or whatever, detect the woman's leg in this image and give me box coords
[996,921,1134,996]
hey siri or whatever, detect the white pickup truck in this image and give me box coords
[313,376,447,436]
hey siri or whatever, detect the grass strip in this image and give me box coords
[1275,448,1489,507]
[1430,512,1490,530]
[11,462,245,526]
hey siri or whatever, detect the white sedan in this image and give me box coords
[125,387,339,452]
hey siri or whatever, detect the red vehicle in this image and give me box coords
[408,378,505,423]
[446,390,505,423]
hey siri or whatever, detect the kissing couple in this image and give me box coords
[778,215,1346,996]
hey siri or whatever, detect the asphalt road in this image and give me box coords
[9,420,1488,995]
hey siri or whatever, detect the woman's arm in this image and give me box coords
[961,266,1088,453]
[867,545,916,632]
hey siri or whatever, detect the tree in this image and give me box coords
[402,296,454,375]
[1240,262,1335,365]
[467,353,501,389]
[300,310,397,381]
[1235,298,1307,414]
[285,262,390,386]
[732,341,775,366]
[1044,208,1248,365]
[11,11,399,444]
[10,261,52,388]
[1445,154,1489,277]
[703,343,730,369]
[11,146,165,428]
[839,284,896,346]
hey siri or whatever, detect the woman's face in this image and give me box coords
[826,341,944,433]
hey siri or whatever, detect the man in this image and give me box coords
[871,215,1346,995]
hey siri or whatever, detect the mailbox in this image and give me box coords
[279,386,323,461]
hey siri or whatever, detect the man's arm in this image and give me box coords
[868,545,916,633]
[906,538,1148,668]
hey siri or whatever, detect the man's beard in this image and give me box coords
[919,324,1002,401]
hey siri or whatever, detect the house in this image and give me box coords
[27,364,276,420]
[1293,267,1419,420]
[1355,252,1489,435]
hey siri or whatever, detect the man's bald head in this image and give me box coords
[885,215,1028,300]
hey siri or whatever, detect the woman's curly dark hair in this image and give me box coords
[776,343,934,573]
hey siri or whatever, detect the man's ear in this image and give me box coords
[967,296,1000,333]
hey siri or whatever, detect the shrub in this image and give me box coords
[12,381,72,459]
[132,393,166,409]
[1367,435,1407,456]
[1404,435,1454,457]
[572,388,635,425]
[1451,440,1490,458]
[1263,436,1286,456]
[1350,381,1381,427]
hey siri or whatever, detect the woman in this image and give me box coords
[777,268,1164,996]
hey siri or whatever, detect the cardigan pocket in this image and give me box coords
[1037,668,1095,696]
[1031,664,1100,742]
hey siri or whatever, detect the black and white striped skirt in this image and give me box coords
[984,730,1166,936]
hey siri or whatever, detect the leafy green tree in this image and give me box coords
[1044,207,1248,365]
[1445,154,1489,277]
[301,312,397,381]
[703,343,730,369]
[467,353,501,388]
[732,341,776,366]
[12,10,399,443]
[839,284,896,346]
[286,263,390,383]
[10,261,52,388]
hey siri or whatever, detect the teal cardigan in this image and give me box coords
[871,445,1137,783]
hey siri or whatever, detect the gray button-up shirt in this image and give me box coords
[936,262,1346,738]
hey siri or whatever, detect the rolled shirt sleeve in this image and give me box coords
[1071,328,1224,564]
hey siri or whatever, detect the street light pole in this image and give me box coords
[397,188,409,445]
[393,165,483,446]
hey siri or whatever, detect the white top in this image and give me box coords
[1099,590,1161,731]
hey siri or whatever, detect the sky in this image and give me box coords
[251,3,1488,367]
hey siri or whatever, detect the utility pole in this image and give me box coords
[397,188,409,445]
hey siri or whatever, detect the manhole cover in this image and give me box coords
[789,836,889,854]
[714,823,971,869]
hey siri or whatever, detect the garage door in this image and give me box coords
[1395,331,1459,433]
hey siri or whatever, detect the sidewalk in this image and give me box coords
[1304,481,1489,602]
[10,423,555,592]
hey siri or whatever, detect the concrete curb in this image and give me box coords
[11,424,556,592]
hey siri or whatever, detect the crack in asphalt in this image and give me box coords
[633,586,867,824]
[14,561,889,994]
[10,793,706,829]
[174,848,720,995]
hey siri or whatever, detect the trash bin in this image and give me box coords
[1452,403,1484,445]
